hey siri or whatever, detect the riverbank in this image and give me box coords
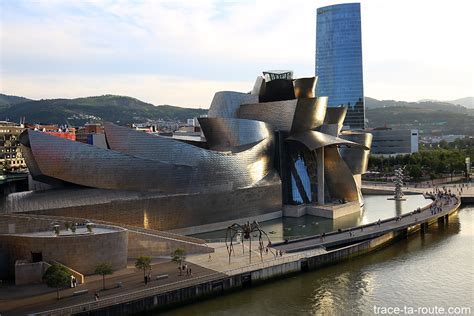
[26,194,462,316]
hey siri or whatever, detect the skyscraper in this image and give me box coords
[316,3,365,129]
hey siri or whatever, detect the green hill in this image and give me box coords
[0,94,208,126]
[0,93,32,107]
[365,97,473,114]
[366,106,474,135]
[1,93,472,135]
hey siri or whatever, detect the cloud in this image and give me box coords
[1,0,473,104]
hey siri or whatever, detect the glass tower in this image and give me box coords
[316,3,365,129]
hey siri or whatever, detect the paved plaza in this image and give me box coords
[0,184,469,315]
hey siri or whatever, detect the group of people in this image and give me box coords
[428,189,458,215]
[180,263,192,276]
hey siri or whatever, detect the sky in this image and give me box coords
[1,0,473,108]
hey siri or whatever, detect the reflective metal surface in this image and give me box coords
[339,132,373,175]
[237,97,327,134]
[290,97,327,133]
[286,130,364,151]
[293,77,317,99]
[318,107,347,136]
[208,91,258,119]
[198,117,272,151]
[238,99,298,131]
[324,146,359,202]
[251,76,265,96]
[18,70,373,226]
[22,124,275,193]
[24,130,192,192]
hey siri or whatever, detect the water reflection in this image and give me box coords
[163,206,472,316]
[395,199,403,216]
[193,194,431,241]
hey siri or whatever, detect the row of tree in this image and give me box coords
[43,248,187,300]
[368,147,471,181]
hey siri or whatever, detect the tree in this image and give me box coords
[171,248,187,276]
[407,165,422,180]
[94,262,114,290]
[43,264,71,300]
[135,256,151,283]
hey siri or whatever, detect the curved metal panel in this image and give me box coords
[25,126,275,193]
[20,145,42,177]
[290,97,327,133]
[324,147,359,202]
[237,99,297,131]
[198,117,271,151]
[286,130,367,151]
[104,123,275,190]
[318,106,348,136]
[323,106,347,125]
[237,98,327,133]
[293,77,317,99]
[339,132,373,175]
[208,91,258,119]
[251,76,265,96]
[26,130,192,192]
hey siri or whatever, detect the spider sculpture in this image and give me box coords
[225,220,273,264]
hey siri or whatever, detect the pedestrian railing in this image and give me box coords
[33,246,326,316]
[33,197,460,316]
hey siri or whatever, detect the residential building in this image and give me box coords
[0,121,27,172]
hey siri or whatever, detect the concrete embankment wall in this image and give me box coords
[80,232,399,316]
[68,203,461,315]
[361,187,420,195]
[461,196,474,204]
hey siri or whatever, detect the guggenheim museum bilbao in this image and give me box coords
[5,71,372,234]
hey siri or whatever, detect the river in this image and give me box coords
[166,196,474,315]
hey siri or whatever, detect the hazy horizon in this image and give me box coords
[1,92,472,110]
[1,0,473,108]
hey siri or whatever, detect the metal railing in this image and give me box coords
[34,246,326,316]
[32,197,461,316]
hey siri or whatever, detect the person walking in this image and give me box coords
[94,292,99,301]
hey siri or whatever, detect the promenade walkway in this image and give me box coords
[1,190,465,315]
[274,193,461,253]
[0,261,222,316]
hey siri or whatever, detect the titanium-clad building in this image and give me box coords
[316,3,365,129]
[10,71,372,233]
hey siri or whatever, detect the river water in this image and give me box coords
[166,196,474,315]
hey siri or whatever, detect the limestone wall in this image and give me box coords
[6,182,282,232]
[14,260,50,285]
[0,228,128,276]
[0,215,58,234]
[127,231,212,258]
